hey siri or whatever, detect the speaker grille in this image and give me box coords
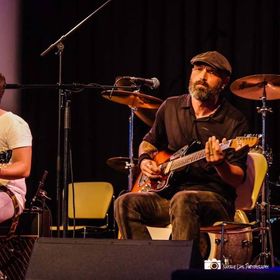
[0,237,37,280]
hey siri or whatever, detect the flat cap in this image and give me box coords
[190,51,232,76]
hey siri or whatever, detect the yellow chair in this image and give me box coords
[51,181,114,237]
[235,152,267,211]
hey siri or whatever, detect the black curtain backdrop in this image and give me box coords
[19,0,280,221]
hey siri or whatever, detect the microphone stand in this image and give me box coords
[40,0,112,238]
[57,42,64,237]
[5,83,137,91]
[40,0,112,57]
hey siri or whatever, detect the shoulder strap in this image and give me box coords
[0,185,20,239]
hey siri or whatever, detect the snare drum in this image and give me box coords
[200,210,253,265]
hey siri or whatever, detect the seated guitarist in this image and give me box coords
[0,73,32,224]
[114,51,249,241]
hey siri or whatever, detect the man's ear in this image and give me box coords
[222,76,230,88]
[221,77,230,90]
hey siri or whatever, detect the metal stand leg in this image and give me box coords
[253,84,275,266]
[128,107,136,191]
[219,222,226,266]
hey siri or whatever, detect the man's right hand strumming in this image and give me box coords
[140,159,162,179]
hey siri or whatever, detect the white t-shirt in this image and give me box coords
[0,112,32,212]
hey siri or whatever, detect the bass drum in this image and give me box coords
[200,210,253,265]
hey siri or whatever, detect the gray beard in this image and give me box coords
[189,86,211,101]
[189,82,222,102]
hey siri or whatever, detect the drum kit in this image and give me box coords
[104,73,280,266]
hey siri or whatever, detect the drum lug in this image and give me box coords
[241,240,252,248]
[223,257,232,266]
[215,238,228,245]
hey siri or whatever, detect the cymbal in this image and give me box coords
[230,74,280,100]
[106,156,138,174]
[135,107,157,127]
[101,90,162,109]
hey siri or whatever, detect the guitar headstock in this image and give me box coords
[230,134,261,151]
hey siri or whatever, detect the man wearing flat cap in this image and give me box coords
[115,51,249,245]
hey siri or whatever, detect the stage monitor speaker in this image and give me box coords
[172,268,280,280]
[26,238,202,280]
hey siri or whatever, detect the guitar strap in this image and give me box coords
[192,101,223,145]
[188,104,203,144]
[193,120,202,143]
[0,185,20,239]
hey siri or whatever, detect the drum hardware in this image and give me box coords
[201,210,254,265]
[269,180,280,187]
[215,238,229,245]
[223,258,231,266]
[241,239,252,248]
[102,77,162,190]
[230,74,280,100]
[134,107,158,127]
[101,89,162,109]
[231,74,280,266]
[270,204,280,214]
[102,91,159,126]
[217,237,254,249]
[268,205,280,225]
[207,228,253,265]
[106,157,138,175]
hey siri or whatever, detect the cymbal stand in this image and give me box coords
[128,106,136,191]
[254,82,275,266]
[113,77,139,191]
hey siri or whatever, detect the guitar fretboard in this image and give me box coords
[170,149,206,171]
[169,142,231,172]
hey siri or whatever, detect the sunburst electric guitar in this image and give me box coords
[132,136,260,194]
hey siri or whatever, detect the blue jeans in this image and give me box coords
[114,190,235,240]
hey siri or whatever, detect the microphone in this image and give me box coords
[128,77,160,89]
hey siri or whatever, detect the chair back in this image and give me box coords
[235,152,267,210]
[68,182,114,219]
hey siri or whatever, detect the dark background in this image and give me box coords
[17,0,280,221]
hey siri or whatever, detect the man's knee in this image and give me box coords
[114,192,142,213]
[170,190,199,207]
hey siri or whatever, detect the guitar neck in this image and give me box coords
[169,141,231,172]
[170,149,206,171]
[161,136,258,174]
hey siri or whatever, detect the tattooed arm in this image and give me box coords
[138,141,161,179]
[138,140,158,157]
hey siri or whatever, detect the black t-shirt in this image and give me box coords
[143,94,249,202]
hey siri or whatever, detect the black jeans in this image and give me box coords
[114,190,235,240]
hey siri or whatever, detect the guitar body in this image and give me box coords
[132,142,201,193]
[131,150,171,193]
